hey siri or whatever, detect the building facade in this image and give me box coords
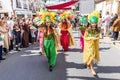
[95,0,120,16]
[0,0,43,18]
[13,0,32,18]
[0,0,13,18]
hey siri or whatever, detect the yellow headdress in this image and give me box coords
[42,12,56,23]
[34,8,56,26]
[60,11,72,20]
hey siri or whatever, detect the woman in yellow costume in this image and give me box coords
[83,16,100,76]
[41,12,59,72]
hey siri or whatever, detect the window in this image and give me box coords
[23,0,28,9]
[29,3,32,10]
[23,3,28,9]
[0,1,2,8]
[16,0,22,8]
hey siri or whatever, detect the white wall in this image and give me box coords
[79,0,95,15]
[0,0,13,17]
[112,0,119,14]
[95,0,119,17]
[95,2,103,12]
[95,1,109,17]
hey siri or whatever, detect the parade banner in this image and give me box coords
[46,0,78,10]
[47,7,72,10]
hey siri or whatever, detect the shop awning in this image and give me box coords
[95,0,105,4]
[16,11,32,15]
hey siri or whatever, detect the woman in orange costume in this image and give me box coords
[58,18,73,51]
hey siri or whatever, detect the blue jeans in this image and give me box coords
[112,32,119,40]
[0,46,3,59]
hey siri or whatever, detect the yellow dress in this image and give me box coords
[83,30,100,65]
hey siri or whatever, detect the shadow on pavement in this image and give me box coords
[58,48,83,53]
[31,53,84,80]
[67,76,119,80]
[53,53,119,80]
[68,48,83,53]
[54,53,84,80]
[99,47,111,51]
[97,66,120,74]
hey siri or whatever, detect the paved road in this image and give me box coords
[0,31,120,80]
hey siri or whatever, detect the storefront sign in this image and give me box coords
[16,11,32,15]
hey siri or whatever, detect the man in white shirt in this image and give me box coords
[7,17,15,51]
[102,12,111,37]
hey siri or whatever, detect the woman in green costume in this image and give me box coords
[42,12,59,72]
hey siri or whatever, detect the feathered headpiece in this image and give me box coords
[88,11,100,23]
[33,17,43,26]
[79,16,87,24]
[33,8,57,26]
[60,11,72,20]
[42,12,56,23]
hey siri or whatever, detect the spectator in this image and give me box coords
[0,34,5,61]
[30,22,37,44]
[7,17,14,51]
[110,14,118,37]
[112,15,120,40]
[13,22,21,51]
[21,19,29,48]
[102,12,111,36]
[0,24,5,60]
[0,20,10,54]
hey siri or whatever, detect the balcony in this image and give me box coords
[95,0,106,4]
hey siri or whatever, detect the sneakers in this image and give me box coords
[0,58,6,60]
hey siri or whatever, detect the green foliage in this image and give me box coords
[79,26,87,31]
[87,28,99,37]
